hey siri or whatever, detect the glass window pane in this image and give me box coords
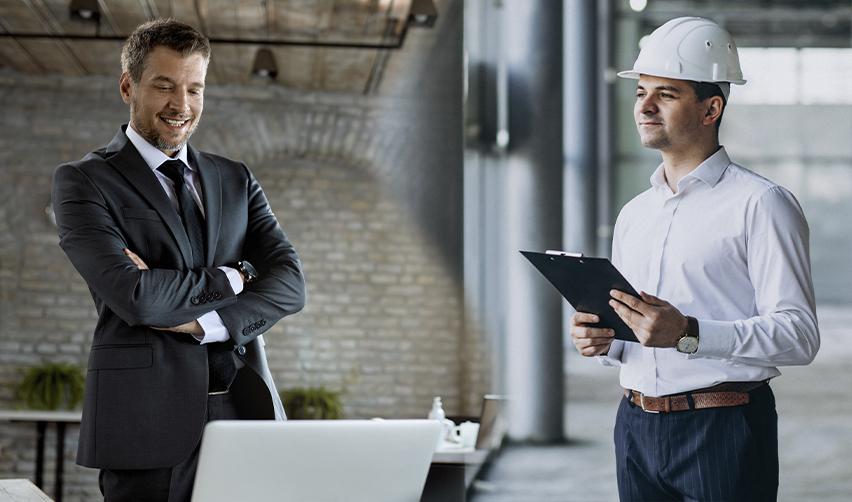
[800,48,852,104]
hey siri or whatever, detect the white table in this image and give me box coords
[0,479,53,502]
[0,411,82,502]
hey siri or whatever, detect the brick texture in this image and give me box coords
[0,2,491,499]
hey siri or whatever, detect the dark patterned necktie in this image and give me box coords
[157,160,205,267]
[158,159,236,393]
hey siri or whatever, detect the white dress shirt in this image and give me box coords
[598,147,819,396]
[125,125,243,344]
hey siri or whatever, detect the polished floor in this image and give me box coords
[470,306,852,502]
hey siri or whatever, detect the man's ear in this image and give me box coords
[119,72,133,105]
[703,95,724,127]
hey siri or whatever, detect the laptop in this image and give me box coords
[475,394,508,450]
[191,419,441,502]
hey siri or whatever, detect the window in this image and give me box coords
[734,48,852,104]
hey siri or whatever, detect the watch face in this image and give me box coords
[240,260,258,280]
[677,336,699,354]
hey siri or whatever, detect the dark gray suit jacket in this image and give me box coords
[52,126,305,469]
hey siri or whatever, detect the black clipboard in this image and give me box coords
[521,250,640,343]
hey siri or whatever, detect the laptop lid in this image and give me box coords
[475,395,508,450]
[191,419,441,502]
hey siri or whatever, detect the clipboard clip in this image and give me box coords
[545,249,583,258]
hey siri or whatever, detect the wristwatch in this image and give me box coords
[228,260,258,284]
[676,316,700,354]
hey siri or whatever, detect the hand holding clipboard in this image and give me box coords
[521,250,640,343]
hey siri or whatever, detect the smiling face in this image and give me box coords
[633,75,716,152]
[120,46,207,156]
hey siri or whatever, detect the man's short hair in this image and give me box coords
[121,19,211,82]
[689,81,726,131]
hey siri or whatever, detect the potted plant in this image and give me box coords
[14,362,85,410]
[279,386,343,419]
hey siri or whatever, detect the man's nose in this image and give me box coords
[638,95,658,115]
[169,90,190,112]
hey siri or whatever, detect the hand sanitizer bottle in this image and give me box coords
[428,397,454,449]
[428,397,446,421]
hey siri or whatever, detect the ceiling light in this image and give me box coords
[629,0,648,13]
[70,0,100,22]
[251,48,278,79]
[408,0,438,28]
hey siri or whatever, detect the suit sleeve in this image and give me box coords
[53,162,237,328]
[215,166,306,346]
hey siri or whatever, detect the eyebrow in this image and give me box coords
[151,76,205,88]
[637,84,683,93]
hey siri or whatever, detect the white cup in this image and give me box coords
[451,421,480,448]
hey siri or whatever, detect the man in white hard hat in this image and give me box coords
[570,17,819,501]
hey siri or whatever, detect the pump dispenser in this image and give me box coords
[428,397,446,421]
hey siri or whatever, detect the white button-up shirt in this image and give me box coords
[125,125,242,344]
[599,147,819,396]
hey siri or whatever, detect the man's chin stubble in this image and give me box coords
[641,136,670,150]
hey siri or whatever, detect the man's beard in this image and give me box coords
[130,102,197,153]
[639,128,671,150]
[641,136,671,149]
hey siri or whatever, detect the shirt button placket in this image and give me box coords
[652,194,682,394]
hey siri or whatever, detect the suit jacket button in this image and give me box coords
[205,293,214,302]
[236,345,247,356]
[213,291,222,300]
[190,296,199,305]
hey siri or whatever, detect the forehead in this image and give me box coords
[142,46,208,80]
[636,75,691,92]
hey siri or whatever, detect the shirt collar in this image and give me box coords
[125,124,191,172]
[648,146,731,191]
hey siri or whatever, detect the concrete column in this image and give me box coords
[500,0,565,441]
[464,0,564,442]
[564,0,599,256]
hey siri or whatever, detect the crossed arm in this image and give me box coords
[122,248,246,337]
[53,161,305,344]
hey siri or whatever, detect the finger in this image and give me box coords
[579,342,611,357]
[571,312,600,325]
[611,290,652,316]
[571,326,613,340]
[640,291,667,306]
[609,299,639,330]
[576,336,615,349]
[123,249,140,263]
[124,249,149,270]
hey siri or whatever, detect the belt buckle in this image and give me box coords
[639,394,660,414]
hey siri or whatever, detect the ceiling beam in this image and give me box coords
[0,32,407,49]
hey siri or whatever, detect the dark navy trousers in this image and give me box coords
[614,384,778,502]
[99,391,240,502]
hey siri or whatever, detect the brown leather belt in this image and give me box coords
[625,381,767,414]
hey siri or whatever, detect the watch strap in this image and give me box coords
[686,316,700,339]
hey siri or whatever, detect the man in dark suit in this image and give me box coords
[52,19,305,501]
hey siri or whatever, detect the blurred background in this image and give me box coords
[0,0,850,500]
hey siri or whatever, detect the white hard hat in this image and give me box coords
[618,17,746,97]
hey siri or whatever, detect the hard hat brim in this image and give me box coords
[616,68,746,85]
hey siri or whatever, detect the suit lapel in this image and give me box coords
[106,127,194,269]
[190,146,222,266]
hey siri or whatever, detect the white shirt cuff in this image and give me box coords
[692,319,734,359]
[595,340,624,367]
[195,311,231,344]
[218,266,244,295]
